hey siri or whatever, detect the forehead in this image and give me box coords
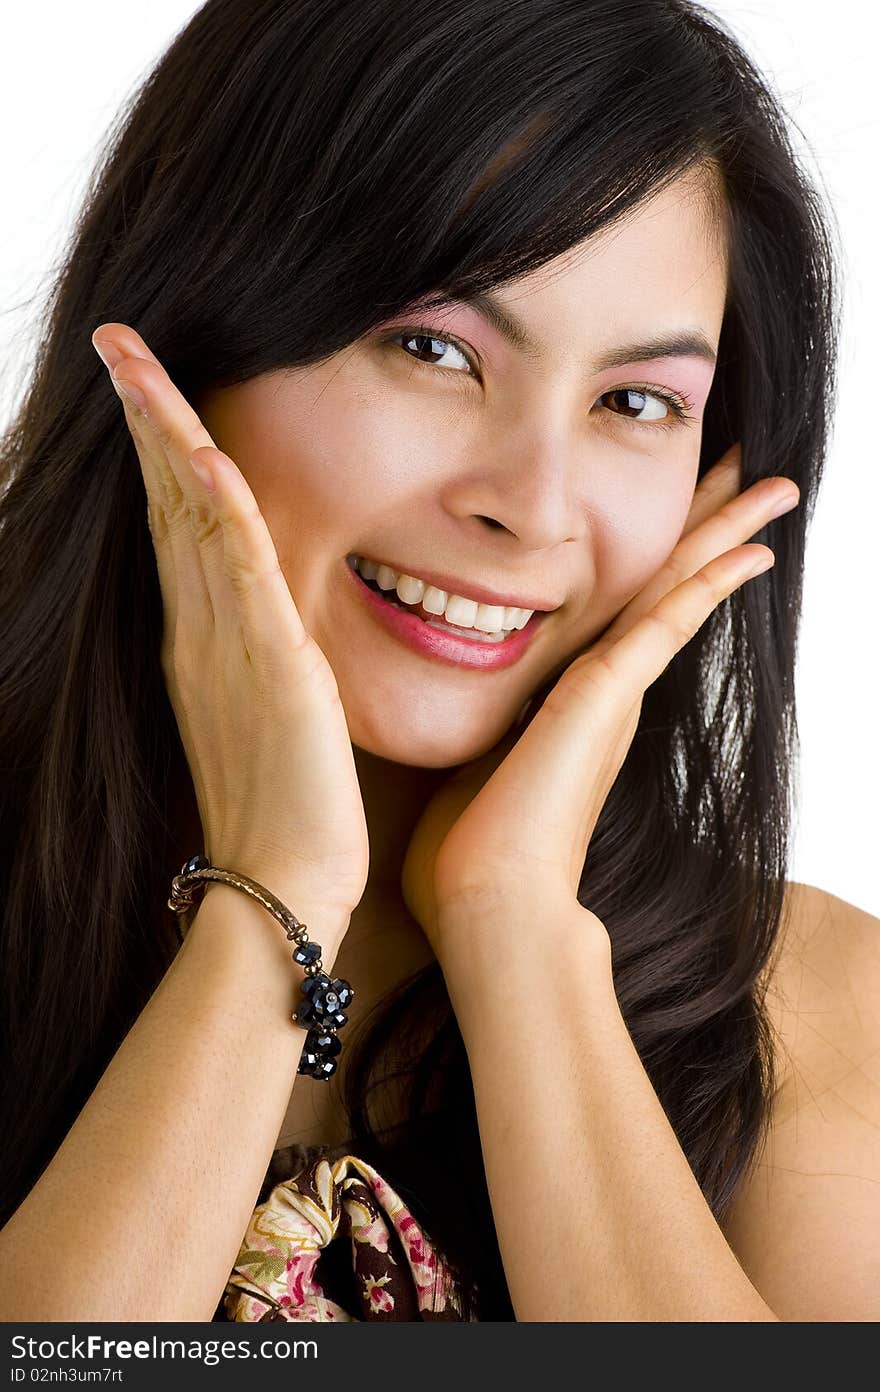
[492,167,729,362]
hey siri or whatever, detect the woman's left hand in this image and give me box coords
[400,445,800,957]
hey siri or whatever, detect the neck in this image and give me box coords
[351,744,448,916]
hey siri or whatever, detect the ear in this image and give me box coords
[679,440,743,541]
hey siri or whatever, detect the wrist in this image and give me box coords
[437,886,610,966]
[177,867,356,1083]
[189,876,352,973]
[437,894,615,1034]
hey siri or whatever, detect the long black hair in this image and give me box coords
[0,0,839,1320]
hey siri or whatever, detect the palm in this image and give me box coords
[401,723,521,940]
[399,444,798,954]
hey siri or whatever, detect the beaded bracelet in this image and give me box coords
[167,854,355,1080]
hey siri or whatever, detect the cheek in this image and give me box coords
[196,373,420,555]
[589,473,696,621]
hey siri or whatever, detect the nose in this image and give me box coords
[447,431,588,550]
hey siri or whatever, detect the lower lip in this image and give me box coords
[344,561,549,670]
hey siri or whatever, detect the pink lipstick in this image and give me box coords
[344,558,549,671]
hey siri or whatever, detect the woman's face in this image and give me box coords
[198,169,728,768]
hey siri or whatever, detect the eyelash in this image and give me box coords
[382,323,697,432]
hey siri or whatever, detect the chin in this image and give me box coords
[349,703,519,769]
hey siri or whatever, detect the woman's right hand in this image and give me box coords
[92,323,369,921]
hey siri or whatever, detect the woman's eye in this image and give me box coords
[599,388,672,423]
[387,330,691,429]
[391,330,472,373]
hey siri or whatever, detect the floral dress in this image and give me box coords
[218,1146,471,1322]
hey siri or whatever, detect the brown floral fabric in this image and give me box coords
[221,1150,471,1322]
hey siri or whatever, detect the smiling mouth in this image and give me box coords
[357,571,526,640]
[344,554,553,673]
[346,556,535,641]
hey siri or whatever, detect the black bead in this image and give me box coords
[297,973,353,1024]
[292,1000,317,1027]
[301,972,331,999]
[323,1009,348,1031]
[183,854,210,875]
[297,1049,338,1080]
[311,1056,338,1080]
[331,978,354,1009]
[293,999,348,1031]
[292,941,321,967]
[308,1028,341,1058]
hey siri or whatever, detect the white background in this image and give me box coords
[2,2,877,917]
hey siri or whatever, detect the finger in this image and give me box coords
[107,345,216,520]
[94,331,208,645]
[99,341,308,672]
[480,538,772,885]
[679,442,742,540]
[93,322,163,370]
[571,543,774,712]
[593,473,798,658]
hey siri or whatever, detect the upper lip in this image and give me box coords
[352,554,561,612]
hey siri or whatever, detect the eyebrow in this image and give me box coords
[455,289,718,370]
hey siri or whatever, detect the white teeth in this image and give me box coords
[475,602,507,632]
[350,555,534,635]
[396,574,425,605]
[444,594,478,628]
[421,585,447,616]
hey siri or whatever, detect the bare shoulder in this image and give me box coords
[761,880,880,1108]
[721,879,880,1321]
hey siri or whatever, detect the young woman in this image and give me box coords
[0,0,876,1322]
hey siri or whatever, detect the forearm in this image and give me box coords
[440,906,778,1322]
[0,881,350,1322]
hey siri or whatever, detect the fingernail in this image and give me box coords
[746,551,775,578]
[92,334,123,371]
[190,453,216,493]
[767,488,799,521]
[111,374,148,412]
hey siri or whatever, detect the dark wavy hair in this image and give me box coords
[0,0,839,1320]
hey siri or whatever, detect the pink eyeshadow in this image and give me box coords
[372,300,716,406]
